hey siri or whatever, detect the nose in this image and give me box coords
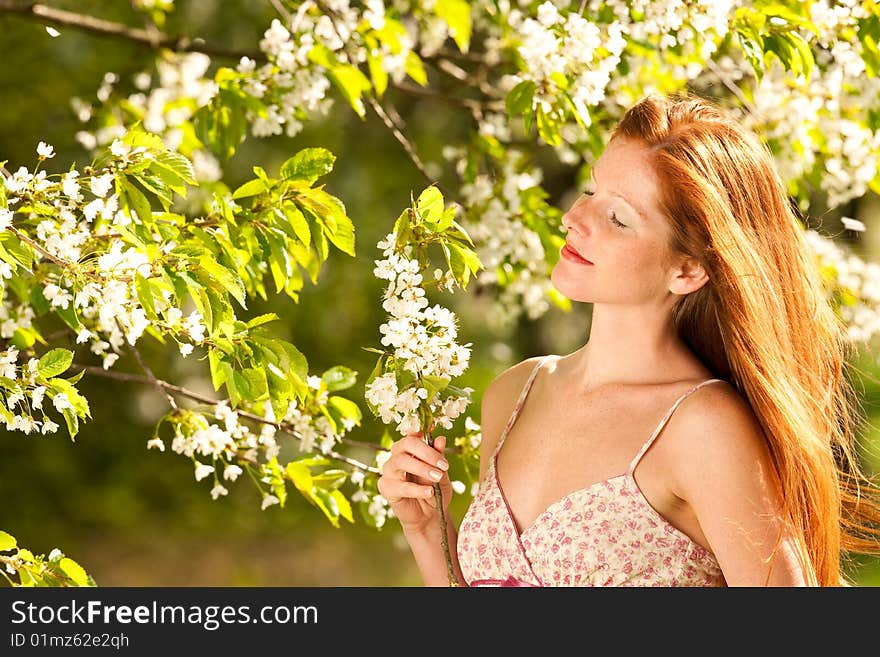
[562,201,588,237]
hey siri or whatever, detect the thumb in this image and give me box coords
[436,435,446,451]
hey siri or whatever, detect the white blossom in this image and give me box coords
[37,141,55,159]
[52,392,72,413]
[210,483,229,499]
[261,493,280,510]
[147,436,165,451]
[194,461,214,481]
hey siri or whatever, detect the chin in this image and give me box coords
[550,266,593,303]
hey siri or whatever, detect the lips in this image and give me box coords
[562,242,593,265]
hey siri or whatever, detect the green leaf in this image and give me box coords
[435,0,472,53]
[331,489,354,523]
[194,86,250,160]
[283,342,309,381]
[436,206,456,232]
[446,241,482,288]
[122,177,153,224]
[232,177,267,200]
[61,406,79,440]
[536,103,562,146]
[367,50,388,98]
[50,378,90,418]
[208,349,226,390]
[59,557,89,586]
[366,352,387,388]
[329,64,372,118]
[421,374,450,399]
[135,272,158,321]
[506,80,536,117]
[55,302,83,332]
[37,348,73,379]
[199,257,247,309]
[246,313,279,329]
[221,362,240,406]
[154,151,196,185]
[286,460,313,495]
[241,367,268,400]
[280,148,336,183]
[327,395,362,427]
[404,51,427,86]
[267,457,288,508]
[282,203,311,247]
[0,232,33,270]
[416,185,444,225]
[0,530,16,551]
[311,487,341,527]
[322,208,356,257]
[322,366,357,392]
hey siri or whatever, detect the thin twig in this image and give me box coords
[391,81,504,113]
[705,58,762,121]
[267,0,292,22]
[8,226,68,269]
[130,344,178,411]
[327,450,381,475]
[68,362,385,453]
[0,1,265,62]
[367,95,444,193]
[290,0,314,33]
[424,426,460,586]
[8,226,104,283]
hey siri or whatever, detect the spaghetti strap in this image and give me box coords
[492,355,553,458]
[626,378,726,476]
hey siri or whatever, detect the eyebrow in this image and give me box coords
[591,166,647,222]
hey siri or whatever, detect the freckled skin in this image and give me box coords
[551,136,677,308]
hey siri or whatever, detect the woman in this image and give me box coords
[377,92,880,586]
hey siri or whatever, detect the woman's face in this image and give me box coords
[551,136,679,305]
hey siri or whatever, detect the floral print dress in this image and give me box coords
[457,355,727,587]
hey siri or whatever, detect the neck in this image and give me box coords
[561,301,697,391]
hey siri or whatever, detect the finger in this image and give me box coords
[402,434,450,471]
[379,478,434,502]
[395,452,446,484]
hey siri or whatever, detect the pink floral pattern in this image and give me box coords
[457,356,727,587]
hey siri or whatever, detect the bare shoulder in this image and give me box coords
[665,379,778,499]
[477,355,548,481]
[663,379,808,584]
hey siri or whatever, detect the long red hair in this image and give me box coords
[612,92,880,585]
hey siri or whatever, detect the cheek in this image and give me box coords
[597,240,667,289]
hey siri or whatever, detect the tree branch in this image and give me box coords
[0,1,265,62]
[68,362,384,453]
[366,95,442,192]
[390,81,504,114]
[130,344,178,411]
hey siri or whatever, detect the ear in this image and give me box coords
[669,256,709,296]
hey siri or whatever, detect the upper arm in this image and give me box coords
[477,357,543,484]
[669,384,812,586]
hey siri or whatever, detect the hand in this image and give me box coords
[377,431,452,535]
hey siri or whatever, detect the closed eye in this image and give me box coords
[581,188,627,229]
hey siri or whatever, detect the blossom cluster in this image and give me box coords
[2,142,208,366]
[150,374,357,509]
[501,1,733,139]
[236,18,334,139]
[365,232,473,436]
[0,347,62,436]
[740,43,880,209]
[72,53,222,184]
[804,228,880,347]
[447,148,555,329]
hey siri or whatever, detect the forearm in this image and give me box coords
[403,519,467,587]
